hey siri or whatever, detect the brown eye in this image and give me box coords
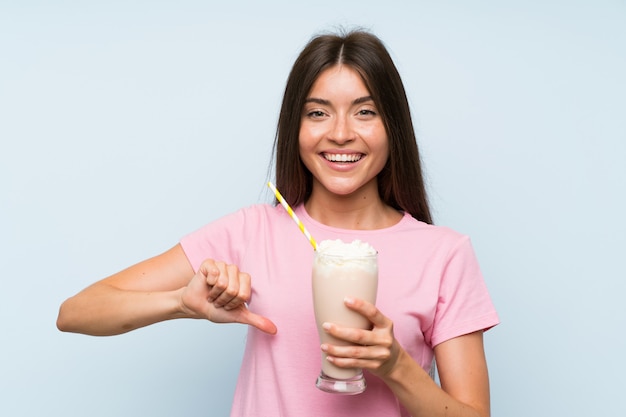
[307,110,326,118]
[357,109,377,117]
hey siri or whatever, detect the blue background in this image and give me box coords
[1,1,625,416]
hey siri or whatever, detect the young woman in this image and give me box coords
[57,29,499,417]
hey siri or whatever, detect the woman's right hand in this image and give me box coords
[180,259,277,335]
[57,245,276,336]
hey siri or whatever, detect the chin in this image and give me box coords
[323,182,369,197]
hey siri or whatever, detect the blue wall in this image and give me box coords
[1,1,625,415]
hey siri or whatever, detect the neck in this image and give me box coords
[304,183,402,230]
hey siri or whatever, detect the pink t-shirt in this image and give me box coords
[180,204,499,417]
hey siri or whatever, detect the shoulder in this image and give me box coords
[180,204,285,269]
[396,213,469,244]
[181,204,280,241]
[372,214,479,264]
[205,203,280,223]
[234,203,287,224]
[244,203,281,216]
[217,203,298,236]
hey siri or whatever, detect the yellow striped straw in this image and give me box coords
[267,181,318,251]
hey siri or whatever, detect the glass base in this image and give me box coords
[315,371,366,395]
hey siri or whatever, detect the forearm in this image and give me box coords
[57,284,189,336]
[381,349,487,417]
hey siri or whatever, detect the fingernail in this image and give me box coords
[322,322,331,330]
[320,344,328,352]
[344,296,355,305]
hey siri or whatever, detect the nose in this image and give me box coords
[328,115,354,144]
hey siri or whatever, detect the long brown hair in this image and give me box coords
[273,29,432,224]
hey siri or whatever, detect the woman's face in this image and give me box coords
[299,65,389,199]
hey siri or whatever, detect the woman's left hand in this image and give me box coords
[320,296,401,378]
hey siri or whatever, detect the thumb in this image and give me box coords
[238,308,278,335]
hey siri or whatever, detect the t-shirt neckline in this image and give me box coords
[294,204,412,235]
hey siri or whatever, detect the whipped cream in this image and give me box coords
[315,239,378,272]
[317,239,377,257]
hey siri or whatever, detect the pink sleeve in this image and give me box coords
[179,208,247,272]
[428,236,499,347]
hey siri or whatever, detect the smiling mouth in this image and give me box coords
[323,153,364,163]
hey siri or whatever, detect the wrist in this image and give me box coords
[382,346,410,382]
[381,347,432,388]
[172,287,198,319]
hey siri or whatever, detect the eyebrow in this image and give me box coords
[304,96,374,106]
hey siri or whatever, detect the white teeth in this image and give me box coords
[324,153,362,162]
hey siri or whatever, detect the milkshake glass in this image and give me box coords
[312,239,378,394]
